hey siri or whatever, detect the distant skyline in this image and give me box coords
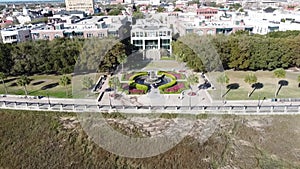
[1,0,63,2]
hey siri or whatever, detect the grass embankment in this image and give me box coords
[208,70,300,100]
[1,109,300,168]
[0,73,100,99]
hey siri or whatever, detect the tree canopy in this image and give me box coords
[172,32,300,72]
[0,37,129,76]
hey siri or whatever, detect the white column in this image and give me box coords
[270,106,274,113]
[284,106,287,113]
[158,37,160,50]
[169,38,172,55]
[142,39,145,50]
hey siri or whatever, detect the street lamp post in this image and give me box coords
[46,91,50,105]
[189,94,191,109]
[109,93,112,109]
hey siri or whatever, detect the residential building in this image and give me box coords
[131,18,172,54]
[0,28,31,43]
[65,0,95,14]
[30,16,129,40]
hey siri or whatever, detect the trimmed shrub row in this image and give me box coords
[158,79,177,91]
[167,72,185,79]
[129,81,148,94]
[128,72,148,81]
[157,71,176,80]
[157,71,178,92]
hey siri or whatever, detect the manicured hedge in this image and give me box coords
[157,71,176,80]
[128,81,148,94]
[136,83,148,92]
[128,72,148,81]
[158,79,177,91]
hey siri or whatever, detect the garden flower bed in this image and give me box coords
[122,72,147,81]
[162,82,189,94]
[129,89,145,94]
[157,71,186,80]
[166,72,186,80]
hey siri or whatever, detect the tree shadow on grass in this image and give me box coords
[32,81,45,86]
[120,51,152,72]
[222,83,240,97]
[41,82,59,90]
[249,82,264,97]
[4,77,17,84]
[9,82,17,87]
[276,80,289,96]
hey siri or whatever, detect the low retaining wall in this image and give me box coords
[0,100,300,115]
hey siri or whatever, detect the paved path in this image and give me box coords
[0,94,299,115]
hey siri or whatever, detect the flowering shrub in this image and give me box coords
[165,83,185,93]
[129,89,144,94]
[122,84,129,90]
[166,72,186,79]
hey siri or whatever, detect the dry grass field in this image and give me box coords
[1,109,300,168]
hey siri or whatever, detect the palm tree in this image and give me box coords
[117,54,127,73]
[273,68,286,97]
[244,73,257,97]
[82,76,94,90]
[59,75,71,97]
[0,72,8,95]
[217,74,230,97]
[17,75,30,96]
[187,74,199,90]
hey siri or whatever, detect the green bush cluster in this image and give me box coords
[136,83,148,92]
[157,71,177,92]
[129,81,148,93]
[128,72,148,81]
[161,82,189,94]
[158,79,177,91]
[157,71,176,80]
[159,113,178,119]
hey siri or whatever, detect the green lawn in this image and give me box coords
[0,73,101,99]
[207,70,300,100]
[160,56,175,60]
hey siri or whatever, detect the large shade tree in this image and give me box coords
[17,75,30,95]
[244,73,257,97]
